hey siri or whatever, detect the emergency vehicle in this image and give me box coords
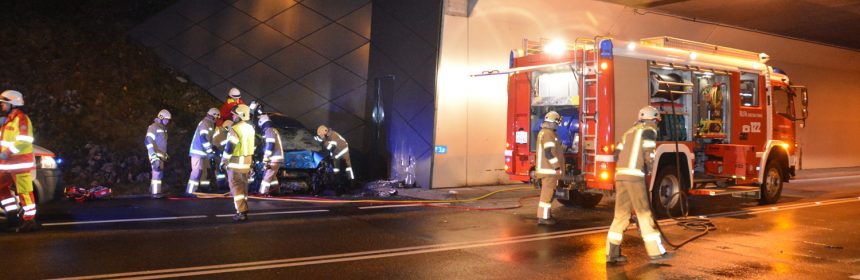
[485,36,809,213]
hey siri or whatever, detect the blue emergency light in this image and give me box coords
[600,39,613,58]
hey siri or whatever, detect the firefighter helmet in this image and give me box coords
[234,104,251,121]
[544,111,562,124]
[157,109,172,120]
[638,106,661,121]
[316,125,329,138]
[222,119,234,129]
[258,114,270,127]
[207,108,220,118]
[0,90,24,106]
[228,87,241,99]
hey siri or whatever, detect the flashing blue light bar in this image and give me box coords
[56,158,63,165]
[599,39,613,58]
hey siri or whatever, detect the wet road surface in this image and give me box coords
[3,172,860,279]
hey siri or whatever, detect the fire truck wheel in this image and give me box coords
[652,164,686,217]
[759,159,783,205]
[558,189,603,208]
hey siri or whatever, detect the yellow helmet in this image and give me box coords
[233,104,251,121]
[316,125,329,138]
[544,111,562,124]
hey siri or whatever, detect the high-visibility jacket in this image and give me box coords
[212,125,228,153]
[0,109,35,173]
[535,127,564,178]
[223,121,255,170]
[262,126,284,163]
[189,116,216,157]
[322,130,349,160]
[145,120,168,162]
[217,97,244,126]
[615,122,658,178]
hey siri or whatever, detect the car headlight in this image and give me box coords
[40,156,57,169]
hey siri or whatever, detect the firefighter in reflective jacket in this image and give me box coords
[212,120,232,189]
[606,106,671,263]
[186,108,219,196]
[535,111,564,225]
[258,115,283,195]
[221,105,255,222]
[0,90,38,231]
[316,125,353,180]
[145,109,171,198]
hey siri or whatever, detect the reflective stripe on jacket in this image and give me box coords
[0,109,35,173]
[223,121,255,169]
[263,127,284,162]
[145,120,168,161]
[189,116,215,157]
[324,130,349,159]
[535,128,564,178]
[615,122,658,178]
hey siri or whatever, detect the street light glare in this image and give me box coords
[544,39,566,57]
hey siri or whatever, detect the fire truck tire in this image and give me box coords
[759,159,783,205]
[651,164,686,217]
[558,189,603,208]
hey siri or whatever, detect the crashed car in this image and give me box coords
[266,114,343,194]
[1,145,62,225]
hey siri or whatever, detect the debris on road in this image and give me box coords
[64,185,113,202]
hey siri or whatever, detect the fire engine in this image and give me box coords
[483,36,809,213]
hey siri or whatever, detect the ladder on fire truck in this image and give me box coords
[574,37,603,178]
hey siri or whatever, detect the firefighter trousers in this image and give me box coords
[150,159,164,195]
[606,176,666,258]
[227,168,250,213]
[0,171,36,221]
[259,161,281,194]
[536,177,558,219]
[333,153,353,180]
[187,156,210,194]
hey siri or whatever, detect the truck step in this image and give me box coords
[687,186,759,197]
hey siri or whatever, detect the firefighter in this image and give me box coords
[221,104,255,222]
[146,109,171,198]
[534,111,564,226]
[606,106,671,263]
[217,87,244,126]
[212,119,233,189]
[0,90,38,232]
[186,108,219,196]
[257,114,283,195]
[316,125,353,180]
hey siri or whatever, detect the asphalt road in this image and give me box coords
[3,173,860,279]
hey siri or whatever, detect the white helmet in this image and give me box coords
[157,109,172,120]
[0,90,24,106]
[206,108,220,118]
[258,114,270,127]
[228,87,241,99]
[544,111,562,124]
[638,106,661,121]
[234,104,251,121]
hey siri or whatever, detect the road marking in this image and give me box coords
[51,197,860,280]
[849,274,860,279]
[791,174,860,183]
[358,203,450,210]
[214,209,330,218]
[41,215,208,226]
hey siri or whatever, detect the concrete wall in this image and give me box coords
[434,0,860,187]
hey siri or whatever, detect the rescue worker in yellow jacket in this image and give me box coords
[534,111,564,225]
[316,125,353,180]
[606,106,672,263]
[258,115,284,195]
[0,90,38,232]
[221,105,255,222]
[186,108,219,196]
[212,119,232,189]
[145,109,171,198]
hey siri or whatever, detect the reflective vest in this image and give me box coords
[535,127,564,178]
[188,116,215,157]
[323,130,349,160]
[217,97,243,126]
[145,120,168,162]
[615,122,658,178]
[0,109,35,173]
[223,121,255,170]
[212,125,228,153]
[263,127,284,162]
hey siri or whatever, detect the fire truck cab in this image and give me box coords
[494,36,809,212]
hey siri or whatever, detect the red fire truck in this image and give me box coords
[487,36,809,212]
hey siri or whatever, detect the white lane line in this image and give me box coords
[214,209,330,218]
[791,174,860,183]
[52,197,860,280]
[849,274,860,279]
[41,215,208,226]
[358,203,450,210]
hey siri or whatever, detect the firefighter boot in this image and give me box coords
[16,219,39,233]
[649,252,675,264]
[606,244,628,264]
[233,212,248,222]
[537,217,557,225]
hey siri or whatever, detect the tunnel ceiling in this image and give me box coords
[601,0,860,51]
